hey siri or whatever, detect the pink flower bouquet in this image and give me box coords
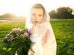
[3,28,31,55]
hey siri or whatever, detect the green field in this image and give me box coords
[0,19,74,55]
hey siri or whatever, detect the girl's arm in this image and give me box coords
[41,29,49,46]
[42,23,57,47]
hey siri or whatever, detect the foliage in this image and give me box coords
[2,28,31,55]
[49,7,74,18]
[51,19,74,55]
[0,19,74,55]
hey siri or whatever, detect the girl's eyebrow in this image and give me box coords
[32,13,35,15]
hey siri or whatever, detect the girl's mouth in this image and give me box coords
[34,21,38,23]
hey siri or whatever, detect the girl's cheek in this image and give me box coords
[39,17,43,23]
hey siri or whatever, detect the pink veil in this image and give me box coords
[25,11,51,30]
[25,4,55,40]
[26,4,57,55]
[26,10,55,36]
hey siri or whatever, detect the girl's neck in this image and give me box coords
[33,21,46,27]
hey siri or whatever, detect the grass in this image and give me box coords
[0,19,74,55]
[0,20,25,55]
[51,19,74,55]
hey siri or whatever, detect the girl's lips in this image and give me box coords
[34,21,38,23]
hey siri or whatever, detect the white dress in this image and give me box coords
[28,31,57,55]
[28,23,57,55]
[28,33,44,55]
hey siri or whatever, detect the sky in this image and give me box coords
[0,0,74,17]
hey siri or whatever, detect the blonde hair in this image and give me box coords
[31,4,45,16]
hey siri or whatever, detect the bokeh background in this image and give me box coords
[0,0,74,55]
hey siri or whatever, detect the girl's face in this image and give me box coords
[31,8,44,25]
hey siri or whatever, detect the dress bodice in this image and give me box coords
[30,33,43,53]
[30,34,41,43]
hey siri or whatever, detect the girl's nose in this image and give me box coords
[34,16,38,20]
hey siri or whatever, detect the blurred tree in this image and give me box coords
[0,13,25,20]
[49,7,74,19]
[49,10,57,18]
[0,13,17,20]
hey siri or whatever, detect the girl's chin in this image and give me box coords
[33,21,42,25]
[34,21,39,24]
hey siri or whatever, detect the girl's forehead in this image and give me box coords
[31,8,44,13]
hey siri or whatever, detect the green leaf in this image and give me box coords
[3,47,7,50]
[7,48,12,52]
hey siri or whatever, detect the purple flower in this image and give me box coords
[5,34,13,42]
[11,28,22,38]
[24,29,31,37]
[12,28,22,34]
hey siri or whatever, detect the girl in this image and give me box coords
[26,4,57,55]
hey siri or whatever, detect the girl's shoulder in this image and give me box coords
[45,23,50,29]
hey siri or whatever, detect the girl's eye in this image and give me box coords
[32,14,35,16]
[39,14,42,17]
